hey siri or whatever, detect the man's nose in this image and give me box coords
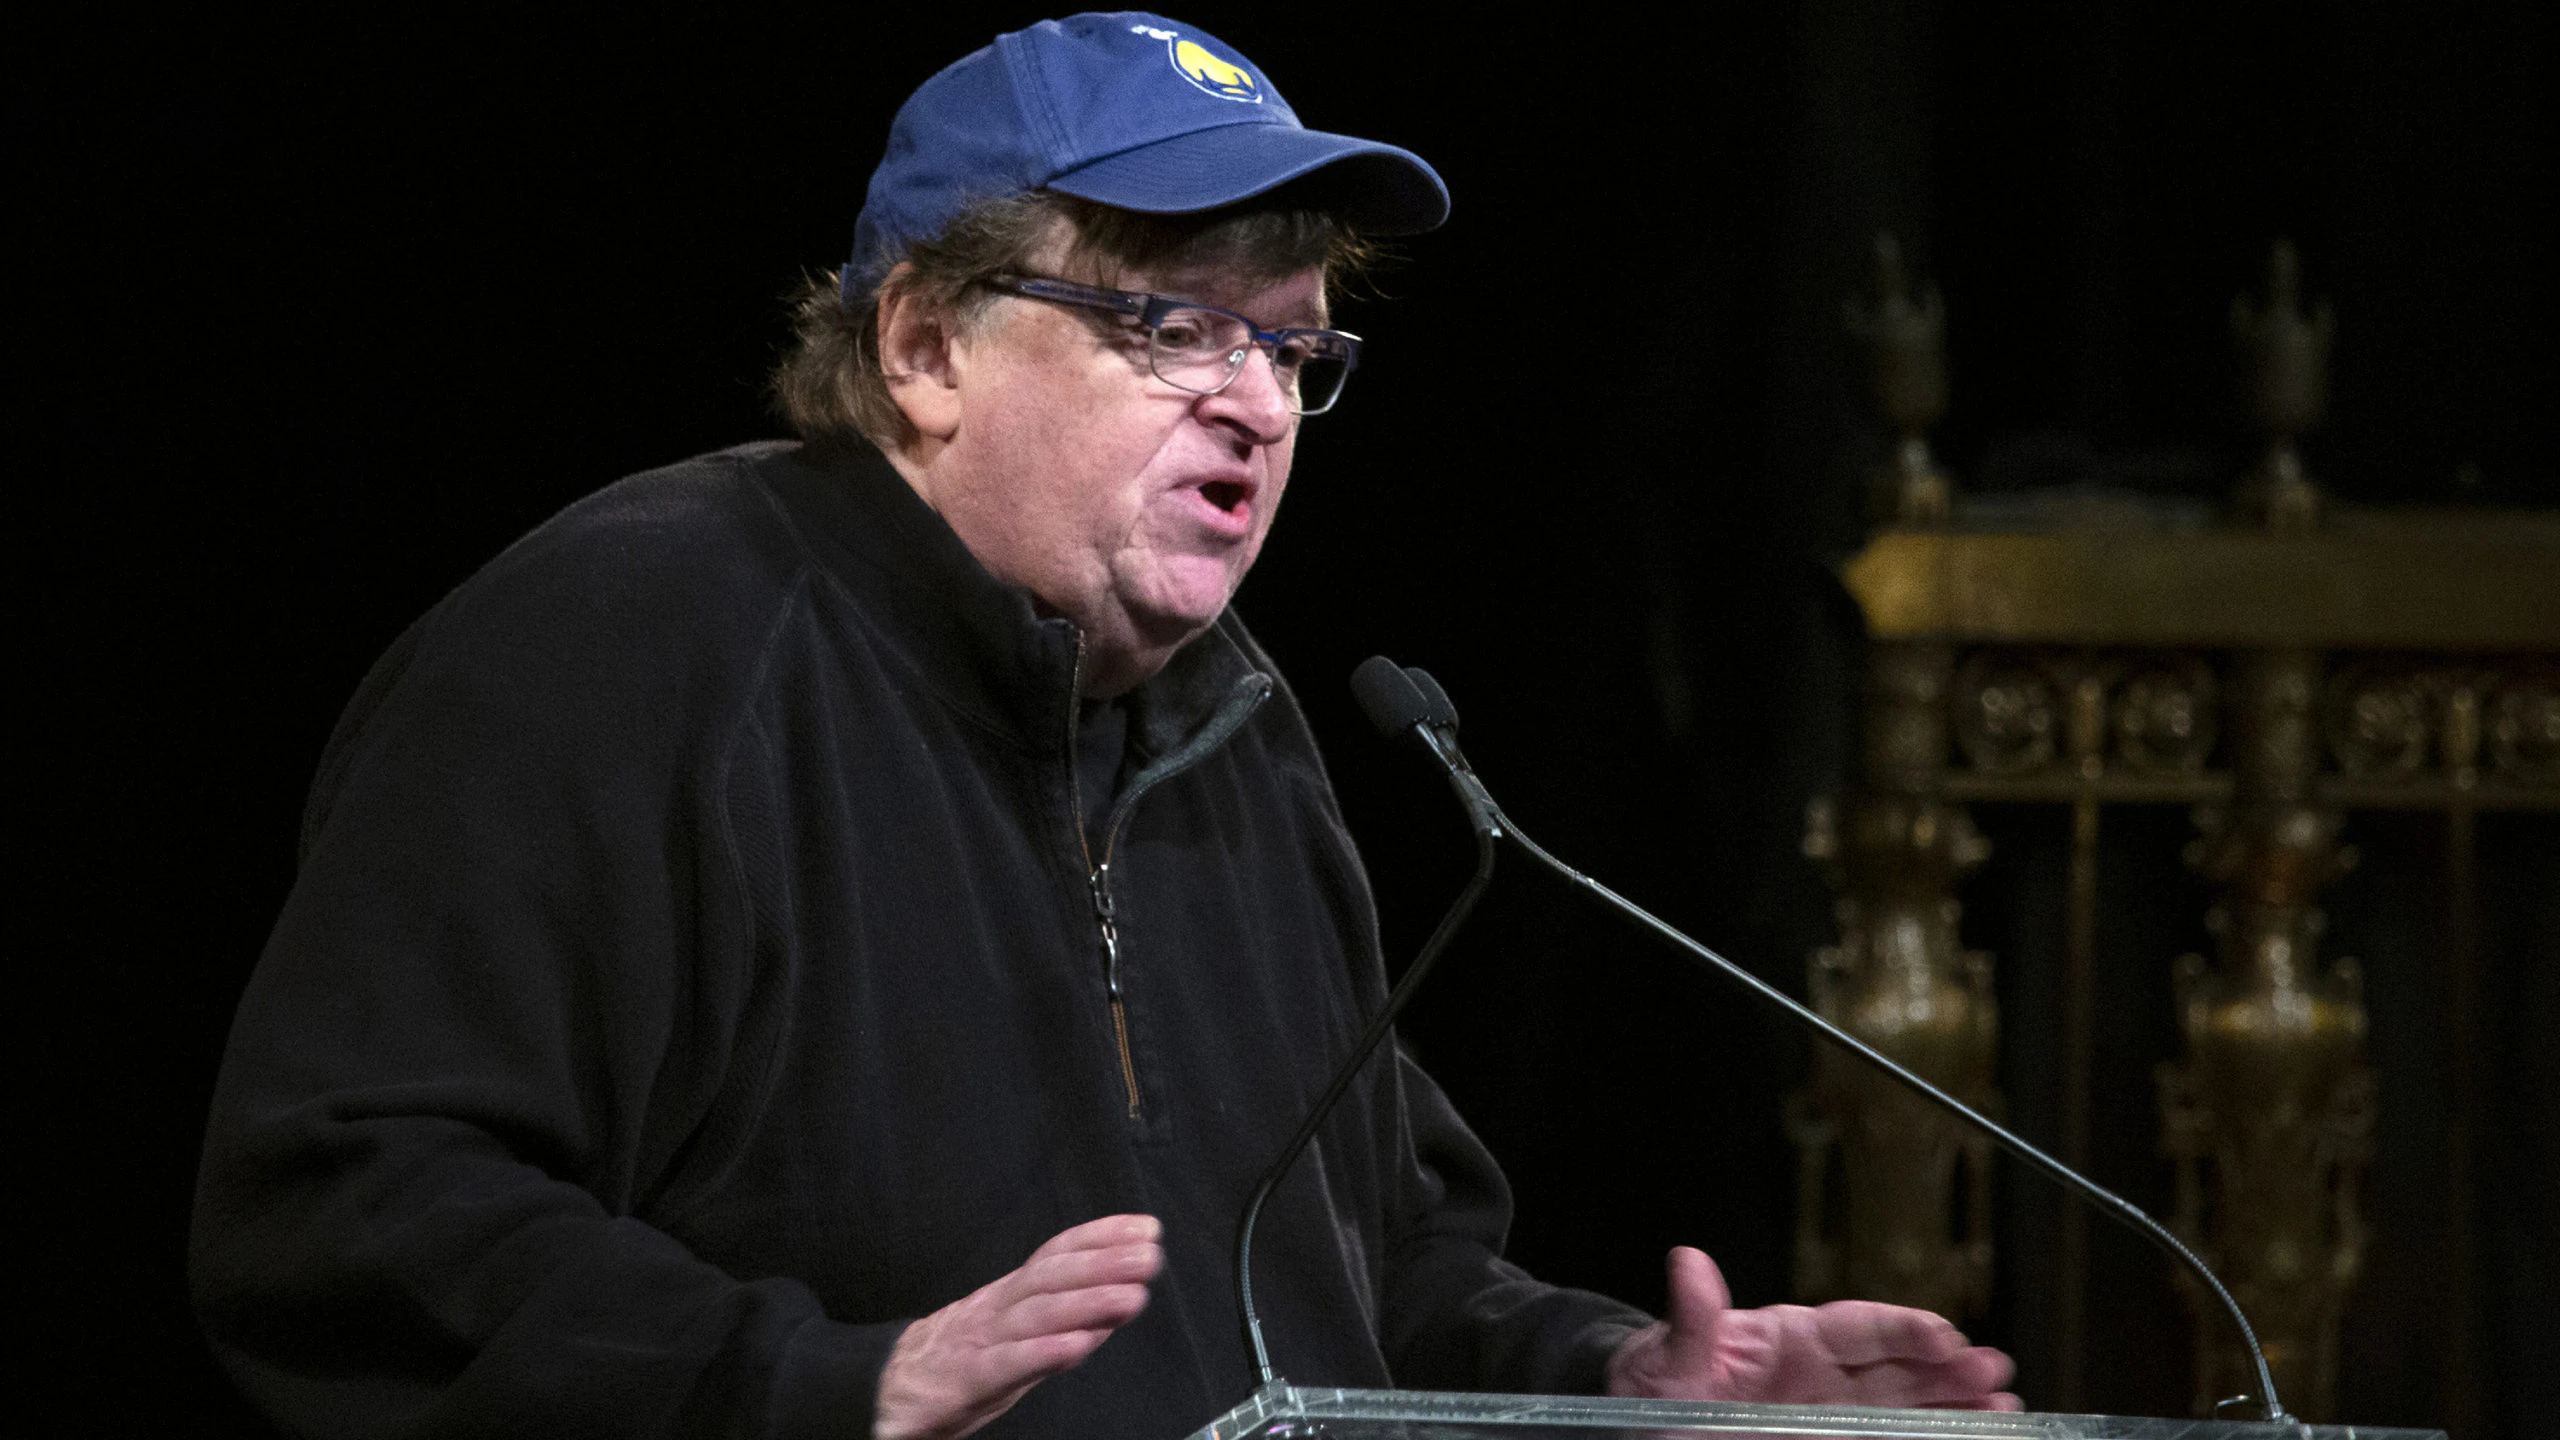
[1197,344,1295,442]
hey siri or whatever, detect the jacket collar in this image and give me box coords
[746,440,1271,764]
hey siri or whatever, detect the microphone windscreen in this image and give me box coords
[1350,655,1433,738]
[1404,668,1460,730]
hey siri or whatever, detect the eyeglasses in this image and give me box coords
[987,274,1362,416]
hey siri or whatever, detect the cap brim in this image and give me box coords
[1045,123,1449,236]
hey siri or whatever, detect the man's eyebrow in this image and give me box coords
[1242,297,1331,332]
[1263,295,1330,327]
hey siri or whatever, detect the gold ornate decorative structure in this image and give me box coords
[2160,646,2373,1417]
[1844,232,1954,527]
[1810,239,2560,1422]
[1792,735,2001,1321]
[1790,237,2000,1327]
[2230,241,2333,532]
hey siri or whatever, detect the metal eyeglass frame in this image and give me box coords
[986,273,1362,416]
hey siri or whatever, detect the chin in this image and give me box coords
[1126,563,1247,634]
[1131,601,1230,651]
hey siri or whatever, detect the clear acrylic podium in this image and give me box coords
[1182,1383,2448,1440]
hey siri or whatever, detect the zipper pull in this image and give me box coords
[1089,861,1122,998]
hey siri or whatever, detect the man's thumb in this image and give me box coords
[1662,1246,1732,1363]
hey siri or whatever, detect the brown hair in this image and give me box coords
[771,191,1374,456]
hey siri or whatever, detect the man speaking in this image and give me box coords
[192,14,2017,1438]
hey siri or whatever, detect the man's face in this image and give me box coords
[916,251,1322,695]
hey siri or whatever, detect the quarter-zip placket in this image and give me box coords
[1087,855,1142,1117]
[1067,637,1146,1119]
[1062,630,1276,1125]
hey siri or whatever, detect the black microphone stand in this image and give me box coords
[1231,797,1499,1385]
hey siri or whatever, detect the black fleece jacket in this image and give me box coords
[191,441,1646,1440]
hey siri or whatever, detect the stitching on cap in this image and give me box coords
[997,30,1070,178]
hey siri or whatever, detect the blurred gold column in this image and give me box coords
[2159,253,2368,1420]
[1792,238,2001,1325]
[2159,646,2373,1418]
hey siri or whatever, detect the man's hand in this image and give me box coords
[874,1213,1165,1440]
[1606,1246,2020,1411]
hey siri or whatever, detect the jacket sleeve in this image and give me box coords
[1372,1045,1653,1394]
[189,528,896,1440]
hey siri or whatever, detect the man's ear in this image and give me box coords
[879,269,966,444]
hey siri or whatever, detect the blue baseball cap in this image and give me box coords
[845,12,1448,291]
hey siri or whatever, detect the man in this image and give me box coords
[193,14,2016,1438]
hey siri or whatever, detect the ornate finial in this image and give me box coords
[2231,239,2336,531]
[1846,231,1953,524]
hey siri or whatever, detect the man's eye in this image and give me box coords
[1271,337,1316,373]
[1152,315,1218,353]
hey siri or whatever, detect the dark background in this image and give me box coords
[25,4,2553,1435]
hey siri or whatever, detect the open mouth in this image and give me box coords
[1199,480,1249,515]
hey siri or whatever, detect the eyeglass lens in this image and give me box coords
[1148,308,1353,415]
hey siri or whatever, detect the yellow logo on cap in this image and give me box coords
[1174,39,1257,100]
[1131,24,1262,104]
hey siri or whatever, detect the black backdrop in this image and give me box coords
[26,5,2553,1435]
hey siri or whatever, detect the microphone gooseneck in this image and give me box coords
[1316,657,2292,1425]
[1491,818,2287,1422]
[1233,659,1502,1385]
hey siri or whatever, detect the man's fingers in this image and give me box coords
[967,1215,1163,1345]
[1004,1236,1164,1300]
[914,1328,1118,1438]
[874,1219,1164,1440]
[878,1299,1141,1437]
[1836,1345,2020,1408]
[979,1281,1154,1345]
[1025,1213,1160,1261]
[963,1326,1119,1393]
[1911,1344,2017,1404]
[1927,1390,2026,1412]
[1807,1299,1966,1367]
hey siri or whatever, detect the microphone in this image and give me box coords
[1350,655,1500,837]
[1366,660,2291,1423]
[1350,652,1433,734]
[1402,664,1460,732]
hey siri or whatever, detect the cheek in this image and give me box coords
[976,378,1143,520]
